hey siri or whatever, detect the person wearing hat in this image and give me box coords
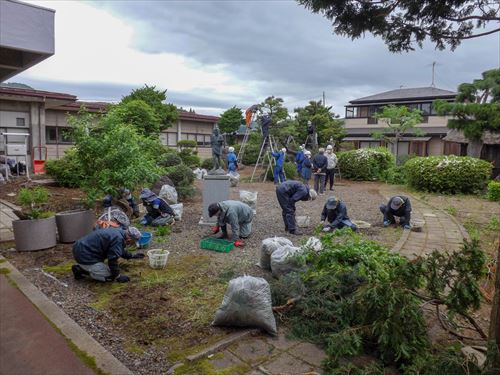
[301,150,313,186]
[276,180,317,235]
[380,196,412,229]
[321,196,357,232]
[103,188,140,218]
[325,145,338,191]
[208,200,254,246]
[71,227,144,283]
[226,146,238,172]
[139,188,175,226]
[295,145,305,175]
[272,147,287,184]
[312,148,328,194]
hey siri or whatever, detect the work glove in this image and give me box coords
[131,253,145,259]
[234,240,244,247]
[139,218,148,225]
[403,224,411,230]
[322,226,332,233]
[115,275,130,283]
[211,226,220,234]
[383,220,391,227]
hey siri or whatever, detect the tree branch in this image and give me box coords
[443,15,500,22]
[433,27,500,40]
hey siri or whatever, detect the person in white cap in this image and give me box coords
[227,146,238,172]
[325,145,338,191]
[271,147,287,184]
[380,196,412,229]
[301,150,313,186]
[295,145,305,175]
[71,226,144,283]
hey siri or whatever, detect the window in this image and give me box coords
[360,141,381,149]
[16,118,25,127]
[45,127,74,144]
[346,107,355,118]
[420,103,431,115]
[359,106,369,117]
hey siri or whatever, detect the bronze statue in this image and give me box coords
[209,125,225,174]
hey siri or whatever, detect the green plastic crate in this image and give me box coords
[200,238,234,253]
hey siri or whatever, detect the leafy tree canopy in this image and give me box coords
[218,106,244,133]
[297,0,500,52]
[104,99,162,136]
[258,96,289,124]
[122,84,178,130]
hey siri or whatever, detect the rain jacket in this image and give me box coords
[321,201,350,226]
[295,151,305,173]
[217,200,254,240]
[312,153,328,173]
[272,151,286,168]
[227,151,238,172]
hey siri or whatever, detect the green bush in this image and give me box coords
[17,187,52,219]
[266,161,297,181]
[201,158,214,170]
[178,149,201,168]
[338,147,394,180]
[162,152,182,167]
[405,156,492,194]
[234,132,262,165]
[165,164,194,187]
[487,180,500,202]
[44,148,84,188]
[177,139,197,148]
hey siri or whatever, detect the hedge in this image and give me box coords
[405,156,492,194]
[338,147,394,180]
[487,181,500,202]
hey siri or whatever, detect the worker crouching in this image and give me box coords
[380,196,412,229]
[208,200,254,247]
[139,188,175,226]
[321,196,357,232]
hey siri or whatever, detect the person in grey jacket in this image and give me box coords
[208,200,254,246]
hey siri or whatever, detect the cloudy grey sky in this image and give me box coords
[12,0,500,116]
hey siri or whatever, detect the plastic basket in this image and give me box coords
[147,249,169,269]
[137,232,152,249]
[200,238,234,253]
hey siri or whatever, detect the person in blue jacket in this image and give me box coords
[321,196,357,232]
[71,227,143,283]
[272,147,287,184]
[380,196,412,229]
[301,150,312,186]
[295,145,305,175]
[276,180,317,235]
[227,146,238,172]
[139,188,175,226]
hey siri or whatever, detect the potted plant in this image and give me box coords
[12,187,57,251]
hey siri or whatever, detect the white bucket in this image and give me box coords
[147,249,170,269]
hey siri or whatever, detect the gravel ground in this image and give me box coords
[1,178,401,374]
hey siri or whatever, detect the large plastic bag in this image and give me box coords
[201,169,208,179]
[260,237,293,270]
[159,184,178,204]
[239,190,258,211]
[212,276,277,335]
[271,245,303,279]
[193,168,203,180]
[229,171,240,187]
[302,236,322,252]
[170,203,183,221]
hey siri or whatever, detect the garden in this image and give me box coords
[0,87,499,375]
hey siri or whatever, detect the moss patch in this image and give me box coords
[173,355,251,375]
[0,267,11,274]
[0,258,7,264]
[42,261,73,276]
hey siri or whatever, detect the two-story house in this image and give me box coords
[343,87,458,157]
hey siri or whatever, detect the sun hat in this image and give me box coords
[127,226,142,241]
[309,189,318,201]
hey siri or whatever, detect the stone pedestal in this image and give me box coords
[199,174,230,225]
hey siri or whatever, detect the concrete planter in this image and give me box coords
[56,209,95,243]
[13,216,57,251]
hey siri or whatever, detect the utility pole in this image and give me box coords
[431,61,436,87]
[322,91,326,107]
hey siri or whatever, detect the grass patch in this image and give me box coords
[173,354,250,375]
[0,258,6,263]
[0,267,11,274]
[42,261,73,276]
[445,206,457,216]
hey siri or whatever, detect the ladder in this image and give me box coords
[251,135,285,183]
[237,108,259,164]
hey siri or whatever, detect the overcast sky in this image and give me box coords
[11,0,500,116]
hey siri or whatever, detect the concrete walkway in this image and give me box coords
[380,186,469,260]
[0,199,18,242]
[0,274,96,375]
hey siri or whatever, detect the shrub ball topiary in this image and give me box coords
[162,153,182,167]
[165,164,194,187]
[338,147,394,180]
[178,149,201,168]
[487,181,500,202]
[405,156,492,194]
[201,158,214,170]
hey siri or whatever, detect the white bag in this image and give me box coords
[239,190,258,210]
[201,169,208,179]
[229,171,240,187]
[193,168,203,180]
[159,184,178,204]
[270,245,303,278]
[170,203,183,221]
[260,237,293,270]
[302,236,322,252]
[212,276,277,335]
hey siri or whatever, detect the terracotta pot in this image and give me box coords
[56,209,95,243]
[13,216,57,251]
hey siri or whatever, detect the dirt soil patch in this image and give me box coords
[1,177,399,374]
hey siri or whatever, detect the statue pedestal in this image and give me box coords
[199,174,230,225]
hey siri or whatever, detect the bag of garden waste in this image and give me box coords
[260,237,293,270]
[271,245,304,278]
[159,184,178,204]
[229,171,240,187]
[302,236,322,252]
[170,203,183,221]
[239,190,258,210]
[212,275,277,335]
[193,168,203,180]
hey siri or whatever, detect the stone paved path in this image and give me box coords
[380,186,469,260]
[0,199,19,242]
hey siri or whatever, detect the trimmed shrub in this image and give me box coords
[44,148,84,188]
[201,158,214,170]
[381,165,407,185]
[162,153,182,167]
[266,162,297,181]
[177,139,197,148]
[178,149,201,168]
[165,164,194,187]
[487,181,500,202]
[405,156,492,194]
[338,147,394,180]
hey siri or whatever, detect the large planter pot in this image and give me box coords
[56,209,95,243]
[13,216,57,251]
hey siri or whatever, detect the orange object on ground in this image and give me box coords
[33,160,45,174]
